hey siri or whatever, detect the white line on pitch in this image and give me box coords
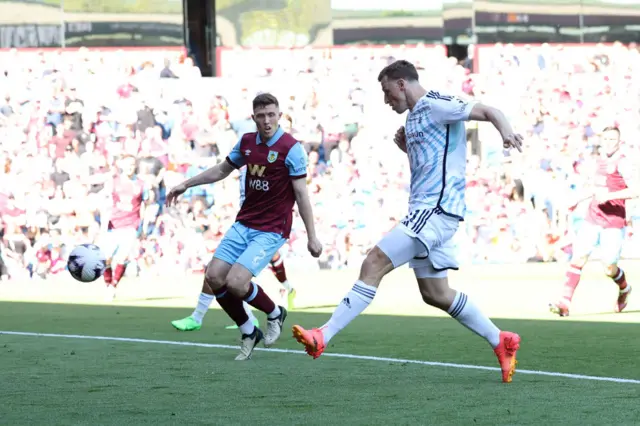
[1,330,639,385]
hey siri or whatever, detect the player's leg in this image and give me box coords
[225,302,260,330]
[171,225,261,331]
[205,258,266,360]
[550,222,598,316]
[229,228,288,347]
[198,223,264,359]
[99,230,117,286]
[292,225,421,358]
[171,278,259,331]
[599,227,631,312]
[171,280,214,331]
[110,228,138,288]
[412,246,520,383]
[98,229,120,301]
[270,251,296,310]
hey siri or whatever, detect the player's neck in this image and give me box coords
[259,125,279,143]
[406,85,428,112]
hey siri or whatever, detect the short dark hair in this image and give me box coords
[378,60,419,82]
[602,126,620,135]
[253,93,279,110]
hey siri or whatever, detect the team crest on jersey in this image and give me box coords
[267,150,278,163]
[244,149,251,156]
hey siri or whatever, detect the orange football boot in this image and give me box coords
[292,325,326,359]
[614,285,632,313]
[493,331,521,383]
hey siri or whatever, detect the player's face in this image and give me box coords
[601,130,620,156]
[252,104,282,140]
[120,158,137,178]
[380,76,409,114]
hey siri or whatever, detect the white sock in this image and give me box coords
[448,292,501,348]
[239,318,255,336]
[267,305,281,320]
[191,292,215,324]
[321,281,376,343]
[281,280,293,292]
[243,302,258,324]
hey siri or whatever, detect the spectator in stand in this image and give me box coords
[0,44,639,282]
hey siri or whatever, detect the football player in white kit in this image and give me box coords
[292,60,525,383]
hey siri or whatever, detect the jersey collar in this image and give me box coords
[256,126,284,147]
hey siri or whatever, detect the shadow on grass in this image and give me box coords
[1,300,639,381]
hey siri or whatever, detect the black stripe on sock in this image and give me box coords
[450,293,468,318]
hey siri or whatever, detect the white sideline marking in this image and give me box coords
[2,330,639,384]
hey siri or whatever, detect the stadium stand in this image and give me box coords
[0,43,638,280]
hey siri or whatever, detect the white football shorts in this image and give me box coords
[572,221,626,265]
[376,207,459,279]
[99,228,138,262]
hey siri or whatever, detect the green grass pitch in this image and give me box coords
[1,263,640,425]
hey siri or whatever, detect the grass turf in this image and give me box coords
[1,300,640,425]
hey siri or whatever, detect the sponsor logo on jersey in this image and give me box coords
[247,164,266,177]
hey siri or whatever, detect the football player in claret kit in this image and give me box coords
[550,127,638,317]
[166,93,322,360]
[223,166,297,330]
[170,163,298,333]
[100,155,147,301]
[237,164,297,308]
[292,60,524,383]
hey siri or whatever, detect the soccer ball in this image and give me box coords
[68,244,107,283]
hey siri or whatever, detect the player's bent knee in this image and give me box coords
[201,280,213,294]
[204,261,230,291]
[224,264,254,295]
[224,274,250,293]
[603,264,618,277]
[359,246,394,286]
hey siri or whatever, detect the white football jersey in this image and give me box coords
[404,90,475,219]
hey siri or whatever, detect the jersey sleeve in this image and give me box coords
[285,142,308,179]
[427,91,476,125]
[225,138,246,169]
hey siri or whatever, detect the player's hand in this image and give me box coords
[503,133,524,152]
[307,236,323,258]
[394,126,407,152]
[166,183,188,207]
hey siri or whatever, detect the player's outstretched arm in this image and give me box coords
[292,177,322,258]
[427,93,523,152]
[468,104,523,152]
[166,161,234,206]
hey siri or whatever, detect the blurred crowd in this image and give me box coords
[0,43,639,281]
